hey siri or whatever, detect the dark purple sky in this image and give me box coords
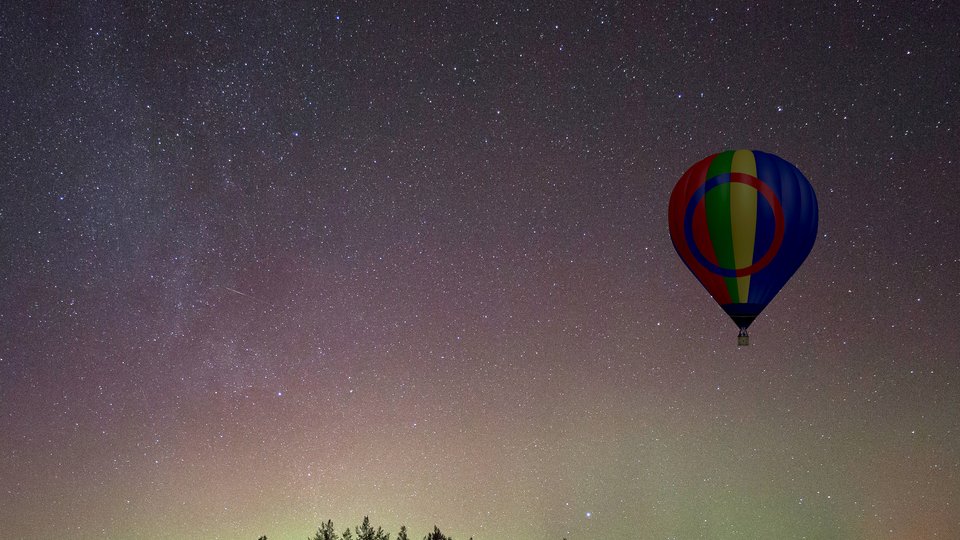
[1,2,958,538]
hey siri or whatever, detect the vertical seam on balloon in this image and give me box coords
[671,155,732,305]
[730,150,758,304]
[705,152,739,303]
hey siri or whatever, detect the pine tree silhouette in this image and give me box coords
[423,525,451,540]
[310,519,339,540]
[291,517,484,540]
[356,516,373,540]
[355,515,389,540]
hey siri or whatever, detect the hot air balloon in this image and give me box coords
[668,150,818,345]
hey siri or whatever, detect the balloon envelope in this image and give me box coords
[668,150,818,340]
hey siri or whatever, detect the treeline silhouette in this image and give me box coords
[255,515,478,540]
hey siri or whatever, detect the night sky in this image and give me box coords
[2,2,959,539]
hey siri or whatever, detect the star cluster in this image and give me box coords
[1,2,958,539]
